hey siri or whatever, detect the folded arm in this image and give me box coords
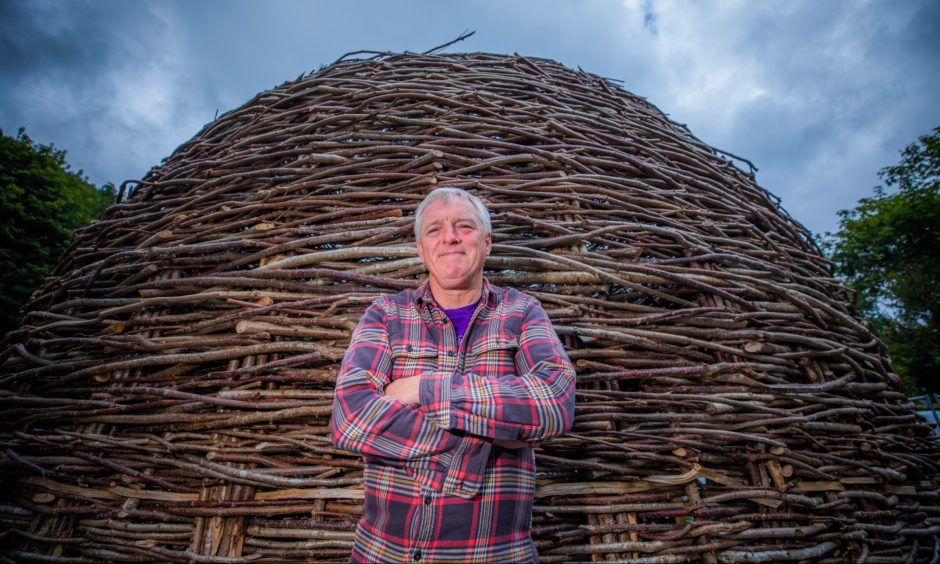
[330,300,465,462]
[419,297,576,444]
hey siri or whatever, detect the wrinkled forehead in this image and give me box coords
[419,197,482,228]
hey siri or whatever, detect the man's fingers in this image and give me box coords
[493,439,528,449]
[385,377,421,405]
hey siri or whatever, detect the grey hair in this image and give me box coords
[413,187,491,241]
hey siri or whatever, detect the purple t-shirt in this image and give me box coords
[441,301,479,344]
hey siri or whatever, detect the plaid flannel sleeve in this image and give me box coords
[330,299,465,463]
[419,297,576,443]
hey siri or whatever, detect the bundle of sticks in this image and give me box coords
[1,51,937,562]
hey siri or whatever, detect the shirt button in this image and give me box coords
[413,550,422,561]
[448,350,456,357]
[424,495,432,505]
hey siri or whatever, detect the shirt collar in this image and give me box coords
[415,277,496,310]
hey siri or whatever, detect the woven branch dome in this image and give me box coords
[2,52,939,562]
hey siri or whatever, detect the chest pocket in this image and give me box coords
[390,342,439,381]
[465,336,518,377]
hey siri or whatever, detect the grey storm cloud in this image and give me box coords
[1,0,938,235]
[0,0,177,179]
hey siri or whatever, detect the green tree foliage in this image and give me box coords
[824,126,940,394]
[0,128,114,336]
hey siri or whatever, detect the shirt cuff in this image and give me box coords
[419,371,454,429]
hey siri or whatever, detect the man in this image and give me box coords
[330,187,576,563]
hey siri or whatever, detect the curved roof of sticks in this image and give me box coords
[2,51,938,562]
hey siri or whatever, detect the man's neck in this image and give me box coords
[429,281,483,309]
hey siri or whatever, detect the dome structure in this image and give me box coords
[1,51,938,562]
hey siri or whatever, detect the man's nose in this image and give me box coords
[442,224,461,242]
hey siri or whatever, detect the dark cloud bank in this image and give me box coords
[1,0,938,235]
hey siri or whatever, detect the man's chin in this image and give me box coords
[432,275,480,291]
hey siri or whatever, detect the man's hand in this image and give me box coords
[493,439,528,449]
[385,378,528,448]
[385,377,421,405]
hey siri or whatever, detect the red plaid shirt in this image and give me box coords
[330,279,576,563]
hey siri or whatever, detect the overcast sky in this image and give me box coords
[1,0,938,236]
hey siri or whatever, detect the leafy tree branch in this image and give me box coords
[0,128,114,335]
[822,126,940,394]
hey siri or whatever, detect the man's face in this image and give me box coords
[416,197,492,294]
